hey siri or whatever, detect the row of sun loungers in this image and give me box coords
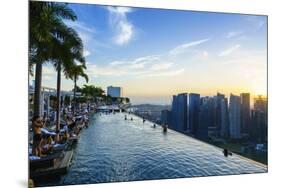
[29,108,91,182]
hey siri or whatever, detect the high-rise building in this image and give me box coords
[229,94,241,139]
[171,93,188,132]
[198,97,211,139]
[240,93,251,134]
[171,95,178,131]
[220,98,229,138]
[254,95,267,113]
[107,86,123,98]
[189,93,200,135]
[177,93,188,132]
[250,96,268,142]
[216,93,225,132]
[161,109,171,126]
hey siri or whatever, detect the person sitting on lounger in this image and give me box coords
[32,115,46,156]
[40,135,54,154]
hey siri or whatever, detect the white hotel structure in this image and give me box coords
[107,86,123,98]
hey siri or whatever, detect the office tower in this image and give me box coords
[107,86,123,98]
[216,93,225,132]
[198,97,210,139]
[254,95,267,112]
[177,93,188,132]
[189,93,200,135]
[171,93,188,132]
[240,93,251,134]
[220,98,229,138]
[161,109,171,126]
[229,94,241,139]
[251,96,268,142]
[171,95,178,130]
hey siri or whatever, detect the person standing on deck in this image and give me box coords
[32,115,46,156]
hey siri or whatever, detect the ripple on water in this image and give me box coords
[48,113,267,186]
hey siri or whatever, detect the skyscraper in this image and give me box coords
[220,98,229,138]
[240,93,251,134]
[198,97,211,139]
[171,93,188,132]
[189,93,200,135]
[107,86,123,98]
[216,93,225,132]
[161,109,171,126]
[177,93,188,132]
[254,95,267,113]
[251,96,268,142]
[229,94,241,139]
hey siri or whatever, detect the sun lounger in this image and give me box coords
[29,151,64,170]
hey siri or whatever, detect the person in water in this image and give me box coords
[223,148,232,157]
[32,115,46,156]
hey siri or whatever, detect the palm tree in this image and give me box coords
[81,84,106,103]
[30,1,77,117]
[66,64,89,112]
[52,27,86,133]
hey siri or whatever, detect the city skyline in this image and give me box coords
[30,3,267,105]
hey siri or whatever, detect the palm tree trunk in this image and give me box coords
[73,77,77,113]
[56,62,61,133]
[33,61,43,117]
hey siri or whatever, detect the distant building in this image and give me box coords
[251,96,268,142]
[107,86,123,98]
[216,93,225,132]
[189,93,200,135]
[161,109,171,126]
[240,93,251,134]
[220,97,229,138]
[197,97,211,139]
[254,95,267,113]
[229,94,241,139]
[171,95,178,131]
[171,93,188,132]
[251,109,267,143]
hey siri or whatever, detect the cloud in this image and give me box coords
[85,54,183,78]
[150,62,174,71]
[226,31,243,38]
[246,16,266,30]
[202,51,209,57]
[83,50,91,57]
[65,20,96,33]
[107,6,134,46]
[144,69,184,77]
[169,38,210,55]
[219,44,241,57]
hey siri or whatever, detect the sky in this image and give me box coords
[32,2,267,105]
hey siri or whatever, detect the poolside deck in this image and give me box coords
[30,149,74,179]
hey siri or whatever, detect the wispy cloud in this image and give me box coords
[107,6,134,46]
[226,31,243,38]
[65,20,96,33]
[144,68,184,77]
[150,62,174,71]
[202,51,209,57]
[86,54,183,78]
[219,44,241,57]
[246,16,266,30]
[169,38,210,55]
[83,50,91,57]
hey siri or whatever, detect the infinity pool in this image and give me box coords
[48,112,267,186]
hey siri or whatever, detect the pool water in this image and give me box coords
[47,112,266,186]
